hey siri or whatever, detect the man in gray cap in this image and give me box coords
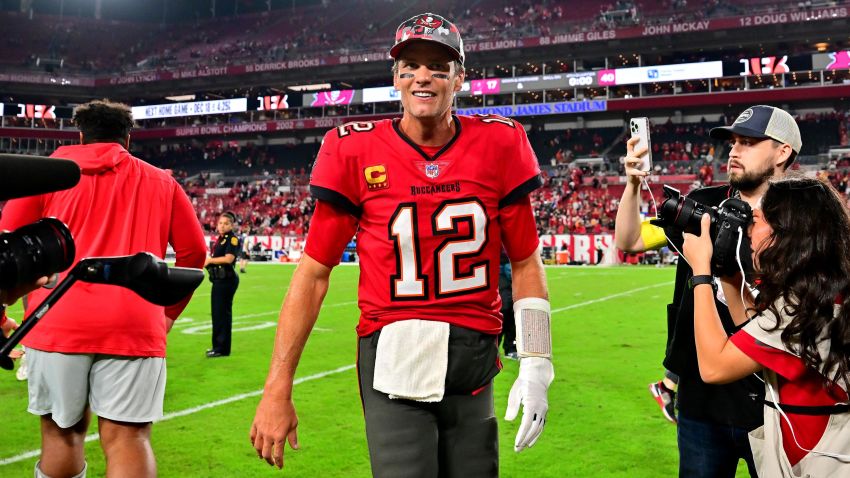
[615,105,800,478]
[251,11,553,478]
[709,105,801,191]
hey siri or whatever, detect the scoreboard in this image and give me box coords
[0,103,73,119]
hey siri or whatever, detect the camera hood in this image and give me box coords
[75,252,204,306]
[0,154,81,200]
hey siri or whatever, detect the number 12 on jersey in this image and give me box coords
[389,198,490,300]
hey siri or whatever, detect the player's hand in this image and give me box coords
[682,214,713,275]
[250,393,300,469]
[505,356,554,452]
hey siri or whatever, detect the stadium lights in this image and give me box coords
[166,94,196,102]
[289,83,332,92]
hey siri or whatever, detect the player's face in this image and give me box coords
[217,216,233,235]
[726,134,780,192]
[394,42,464,122]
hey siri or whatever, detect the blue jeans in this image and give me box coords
[677,414,758,478]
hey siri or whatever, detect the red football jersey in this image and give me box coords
[309,114,542,336]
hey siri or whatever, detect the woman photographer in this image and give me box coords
[204,211,241,358]
[682,176,850,477]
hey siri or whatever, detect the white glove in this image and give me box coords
[504,356,554,452]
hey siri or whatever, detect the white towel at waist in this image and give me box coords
[373,319,450,402]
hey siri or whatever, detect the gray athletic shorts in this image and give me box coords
[358,325,500,478]
[27,348,166,428]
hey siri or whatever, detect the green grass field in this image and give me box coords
[0,264,750,477]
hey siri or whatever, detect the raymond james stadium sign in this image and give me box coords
[457,100,607,117]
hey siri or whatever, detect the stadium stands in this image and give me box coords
[181,165,694,238]
[0,0,837,73]
[5,110,847,239]
[187,173,314,237]
[127,109,847,240]
[139,142,319,174]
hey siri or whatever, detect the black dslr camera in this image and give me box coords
[0,218,76,290]
[0,154,82,291]
[651,185,753,277]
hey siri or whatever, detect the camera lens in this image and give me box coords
[0,218,76,290]
[678,199,715,235]
[653,185,754,276]
[657,194,715,236]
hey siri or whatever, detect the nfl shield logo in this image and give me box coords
[425,163,439,178]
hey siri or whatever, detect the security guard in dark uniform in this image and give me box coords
[204,211,240,358]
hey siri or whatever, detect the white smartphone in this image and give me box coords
[629,117,652,172]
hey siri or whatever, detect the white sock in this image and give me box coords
[35,460,86,478]
[71,462,87,478]
[34,461,50,478]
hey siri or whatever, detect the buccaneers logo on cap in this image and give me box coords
[415,15,442,29]
[364,165,389,191]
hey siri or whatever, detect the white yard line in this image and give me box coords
[0,365,355,466]
[551,281,673,314]
[1,282,670,466]
[172,301,358,329]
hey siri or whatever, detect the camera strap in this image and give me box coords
[642,178,689,305]
[763,400,850,415]
[762,374,850,461]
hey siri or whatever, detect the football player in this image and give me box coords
[251,12,554,477]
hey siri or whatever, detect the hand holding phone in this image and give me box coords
[629,117,652,172]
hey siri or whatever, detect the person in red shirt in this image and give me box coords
[251,13,553,477]
[683,177,850,476]
[0,100,206,478]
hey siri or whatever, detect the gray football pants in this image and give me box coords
[357,331,499,478]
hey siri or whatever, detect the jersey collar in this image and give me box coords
[392,115,461,162]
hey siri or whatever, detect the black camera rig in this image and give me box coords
[650,185,754,277]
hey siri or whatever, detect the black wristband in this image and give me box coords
[688,275,715,290]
